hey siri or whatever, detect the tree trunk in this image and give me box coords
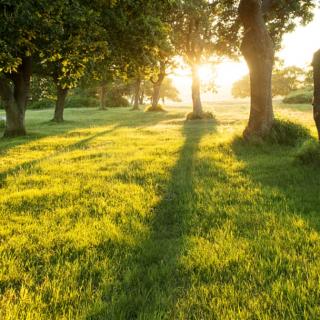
[151,73,165,110]
[139,87,144,105]
[239,0,275,139]
[52,85,68,122]
[132,78,141,110]
[312,49,320,141]
[191,64,203,116]
[0,57,31,137]
[100,83,107,110]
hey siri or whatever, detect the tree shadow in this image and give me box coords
[86,119,218,319]
[231,138,320,231]
[0,108,186,156]
[0,126,120,188]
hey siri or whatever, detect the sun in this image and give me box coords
[170,60,249,101]
[198,64,214,85]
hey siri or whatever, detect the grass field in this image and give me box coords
[0,103,320,319]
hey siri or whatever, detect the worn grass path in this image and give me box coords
[0,104,320,319]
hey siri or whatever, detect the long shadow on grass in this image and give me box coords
[231,138,320,231]
[0,109,185,156]
[0,127,119,188]
[0,109,187,186]
[87,120,217,319]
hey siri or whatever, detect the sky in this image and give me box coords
[171,9,320,102]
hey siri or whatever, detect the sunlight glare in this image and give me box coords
[198,65,214,85]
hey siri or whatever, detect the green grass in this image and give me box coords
[0,103,320,319]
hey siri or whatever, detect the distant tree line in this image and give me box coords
[232,65,313,100]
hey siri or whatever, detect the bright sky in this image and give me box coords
[171,9,320,102]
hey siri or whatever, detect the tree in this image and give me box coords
[100,0,173,111]
[0,0,44,136]
[232,66,305,98]
[149,61,168,111]
[312,49,320,141]
[0,0,108,135]
[232,75,250,99]
[144,77,180,104]
[273,66,304,97]
[172,0,239,119]
[40,1,107,122]
[238,0,315,139]
[159,78,181,104]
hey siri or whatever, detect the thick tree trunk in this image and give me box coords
[132,78,141,110]
[0,57,31,137]
[191,64,203,116]
[52,85,68,122]
[312,49,320,141]
[100,84,107,110]
[239,0,275,139]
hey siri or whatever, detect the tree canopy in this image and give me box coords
[0,0,317,136]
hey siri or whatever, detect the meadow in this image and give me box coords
[0,102,320,319]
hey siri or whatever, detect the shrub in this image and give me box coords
[28,99,55,110]
[283,89,313,104]
[295,140,320,166]
[186,111,215,120]
[105,95,130,108]
[65,95,99,109]
[267,119,311,146]
[145,104,166,112]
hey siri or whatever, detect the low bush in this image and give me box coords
[65,95,99,109]
[267,119,311,146]
[186,111,215,121]
[283,89,313,104]
[145,104,166,112]
[28,99,55,110]
[105,95,130,108]
[295,140,320,166]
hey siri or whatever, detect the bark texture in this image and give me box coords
[52,85,68,122]
[139,87,144,105]
[239,0,275,139]
[132,78,141,110]
[0,57,31,137]
[191,64,203,116]
[312,49,320,140]
[100,84,107,110]
[150,62,166,111]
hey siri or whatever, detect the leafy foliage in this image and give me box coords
[232,66,307,98]
[283,89,313,104]
[65,95,99,109]
[265,0,315,48]
[144,78,181,103]
[296,139,320,166]
[267,119,311,146]
[28,99,55,110]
